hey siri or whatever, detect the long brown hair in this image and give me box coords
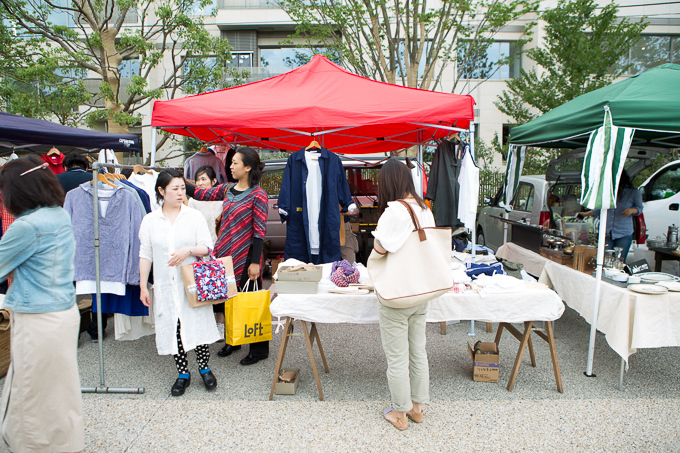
[377,158,427,213]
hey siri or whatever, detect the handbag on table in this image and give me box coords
[181,254,238,308]
[367,200,453,308]
[225,280,272,346]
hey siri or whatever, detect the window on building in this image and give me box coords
[227,52,254,68]
[397,40,432,79]
[502,124,513,146]
[259,47,338,75]
[458,41,521,80]
[619,35,680,75]
[118,58,140,78]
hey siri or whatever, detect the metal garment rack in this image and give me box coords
[81,161,158,394]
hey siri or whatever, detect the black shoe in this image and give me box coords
[239,354,268,366]
[171,376,191,397]
[200,370,217,391]
[217,344,242,357]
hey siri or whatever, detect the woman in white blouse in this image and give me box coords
[371,159,434,431]
[139,170,221,397]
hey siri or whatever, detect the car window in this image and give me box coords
[649,166,680,200]
[512,183,534,212]
[260,169,283,199]
[549,183,582,217]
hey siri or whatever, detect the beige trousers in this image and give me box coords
[378,302,430,412]
[0,304,84,453]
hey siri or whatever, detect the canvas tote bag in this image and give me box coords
[367,200,453,309]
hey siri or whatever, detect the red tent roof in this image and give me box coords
[152,55,475,154]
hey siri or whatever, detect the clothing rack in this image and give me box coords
[81,161,163,394]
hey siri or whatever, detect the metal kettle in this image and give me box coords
[667,224,679,244]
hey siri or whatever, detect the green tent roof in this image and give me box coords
[509,64,680,149]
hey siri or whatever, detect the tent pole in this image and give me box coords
[585,210,608,377]
[470,124,476,262]
[468,124,476,337]
[416,131,423,198]
[150,126,157,167]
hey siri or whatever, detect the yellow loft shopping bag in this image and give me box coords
[225,280,272,346]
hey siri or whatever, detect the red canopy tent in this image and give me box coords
[151,55,475,156]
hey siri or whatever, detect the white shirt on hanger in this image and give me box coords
[457,146,479,230]
[305,150,323,255]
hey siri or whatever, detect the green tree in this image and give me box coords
[278,0,538,91]
[0,7,89,125]
[496,0,648,125]
[0,0,245,141]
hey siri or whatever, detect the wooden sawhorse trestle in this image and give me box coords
[494,321,563,393]
[269,317,329,400]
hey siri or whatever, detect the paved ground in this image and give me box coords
[1,296,679,452]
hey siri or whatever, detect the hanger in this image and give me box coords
[132,164,152,175]
[92,173,116,188]
[199,146,209,154]
[47,147,61,156]
[446,133,461,145]
[306,140,321,151]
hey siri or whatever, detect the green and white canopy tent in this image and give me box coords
[503,63,680,377]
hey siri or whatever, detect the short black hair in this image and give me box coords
[0,156,65,216]
[63,152,90,170]
[155,169,184,204]
[237,147,265,188]
[194,165,217,182]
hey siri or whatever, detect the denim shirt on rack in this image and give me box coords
[0,206,76,313]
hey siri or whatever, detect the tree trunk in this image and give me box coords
[100,29,129,135]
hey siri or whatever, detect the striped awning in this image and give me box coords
[501,145,526,211]
[580,107,635,210]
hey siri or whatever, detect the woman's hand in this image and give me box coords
[622,208,638,217]
[140,286,152,307]
[248,263,260,280]
[168,247,191,267]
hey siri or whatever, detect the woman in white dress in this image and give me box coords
[139,169,221,396]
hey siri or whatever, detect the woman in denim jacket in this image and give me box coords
[0,156,84,452]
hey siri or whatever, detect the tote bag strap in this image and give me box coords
[397,199,427,242]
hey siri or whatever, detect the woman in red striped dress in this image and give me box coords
[192,147,269,365]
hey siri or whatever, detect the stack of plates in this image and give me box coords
[638,272,680,284]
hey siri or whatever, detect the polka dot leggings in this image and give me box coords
[173,320,210,374]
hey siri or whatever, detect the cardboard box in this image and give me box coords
[275,368,300,395]
[275,281,319,294]
[573,245,598,274]
[277,265,323,282]
[467,341,499,383]
[271,258,283,277]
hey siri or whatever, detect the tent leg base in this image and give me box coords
[583,372,596,378]
[81,386,145,394]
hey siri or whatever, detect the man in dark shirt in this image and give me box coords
[56,153,93,193]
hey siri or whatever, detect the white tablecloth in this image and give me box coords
[271,263,565,324]
[538,261,680,363]
[496,242,552,277]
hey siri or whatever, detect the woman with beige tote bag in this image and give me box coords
[367,158,452,431]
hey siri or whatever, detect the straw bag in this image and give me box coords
[367,200,453,309]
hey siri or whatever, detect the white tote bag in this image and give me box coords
[367,200,453,309]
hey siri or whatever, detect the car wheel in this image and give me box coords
[476,228,485,246]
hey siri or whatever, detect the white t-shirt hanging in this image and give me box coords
[457,145,479,230]
[305,150,323,255]
[98,149,121,174]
